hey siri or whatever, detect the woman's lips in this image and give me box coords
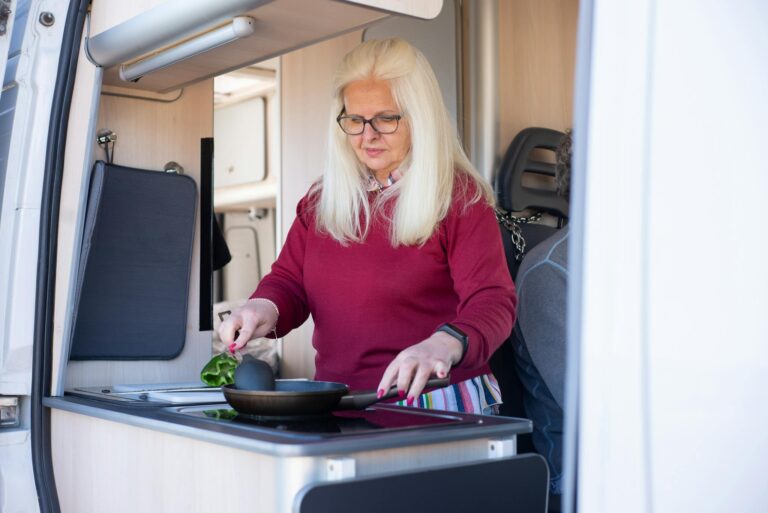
[364,148,384,158]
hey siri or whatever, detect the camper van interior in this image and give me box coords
[1,0,766,512]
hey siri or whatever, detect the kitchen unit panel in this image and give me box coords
[50,401,529,513]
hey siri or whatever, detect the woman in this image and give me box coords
[219,38,515,414]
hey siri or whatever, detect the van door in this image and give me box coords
[1,0,82,512]
[0,0,43,510]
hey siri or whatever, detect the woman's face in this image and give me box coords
[342,78,411,179]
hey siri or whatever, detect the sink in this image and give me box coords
[70,383,225,405]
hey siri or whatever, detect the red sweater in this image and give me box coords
[253,181,517,390]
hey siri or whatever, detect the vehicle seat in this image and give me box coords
[496,126,569,281]
[296,454,549,513]
[491,127,568,439]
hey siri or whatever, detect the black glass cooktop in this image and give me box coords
[175,404,468,436]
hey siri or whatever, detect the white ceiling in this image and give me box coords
[214,58,278,106]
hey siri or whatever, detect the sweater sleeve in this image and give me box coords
[516,261,567,408]
[443,192,517,370]
[250,197,312,337]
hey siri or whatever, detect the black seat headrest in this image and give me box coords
[495,127,569,218]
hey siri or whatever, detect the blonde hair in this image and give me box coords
[315,38,493,246]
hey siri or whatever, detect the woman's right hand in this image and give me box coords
[218,300,279,353]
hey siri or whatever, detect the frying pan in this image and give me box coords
[222,377,450,417]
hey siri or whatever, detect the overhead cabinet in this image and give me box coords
[87,0,443,93]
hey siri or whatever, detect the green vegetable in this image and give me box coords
[203,409,238,420]
[200,352,238,386]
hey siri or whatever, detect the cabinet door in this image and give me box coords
[223,225,261,300]
[214,96,266,187]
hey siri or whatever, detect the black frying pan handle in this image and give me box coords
[337,376,451,410]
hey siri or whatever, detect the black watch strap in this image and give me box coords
[435,323,468,365]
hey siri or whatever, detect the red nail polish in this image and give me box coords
[376,389,384,399]
[407,397,414,406]
[398,390,405,399]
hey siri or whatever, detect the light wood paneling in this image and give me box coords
[52,34,101,394]
[89,0,164,34]
[51,410,279,513]
[61,78,214,389]
[498,0,579,152]
[278,31,363,379]
[51,408,505,513]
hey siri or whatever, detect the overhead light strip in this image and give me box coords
[119,16,256,83]
[85,0,273,68]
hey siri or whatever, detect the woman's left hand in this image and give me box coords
[376,332,464,405]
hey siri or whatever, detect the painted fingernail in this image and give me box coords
[407,396,414,406]
[376,389,384,399]
[228,343,236,352]
[438,370,446,378]
[398,390,405,399]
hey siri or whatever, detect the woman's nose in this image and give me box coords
[361,122,379,140]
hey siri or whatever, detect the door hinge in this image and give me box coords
[0,396,20,428]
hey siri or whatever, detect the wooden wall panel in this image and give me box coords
[498,0,579,152]
[62,79,214,389]
[278,31,363,379]
[51,410,279,513]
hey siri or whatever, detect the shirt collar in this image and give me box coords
[366,168,402,192]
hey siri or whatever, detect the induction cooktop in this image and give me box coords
[172,404,474,437]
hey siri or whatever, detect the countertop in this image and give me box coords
[44,394,532,457]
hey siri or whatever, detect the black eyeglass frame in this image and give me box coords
[335,111,404,135]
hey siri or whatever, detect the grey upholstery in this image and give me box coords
[69,161,197,360]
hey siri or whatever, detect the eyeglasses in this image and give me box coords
[336,112,403,135]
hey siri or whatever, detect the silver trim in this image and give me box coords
[466,0,499,183]
[119,17,256,82]
[85,0,273,68]
[563,0,594,511]
[45,397,530,457]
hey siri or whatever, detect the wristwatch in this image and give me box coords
[435,323,468,365]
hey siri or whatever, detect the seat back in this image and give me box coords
[296,454,549,513]
[69,161,197,360]
[491,128,568,449]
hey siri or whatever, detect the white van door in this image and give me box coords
[0,0,74,512]
[0,0,40,507]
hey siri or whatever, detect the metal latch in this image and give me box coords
[0,396,20,428]
[488,437,517,458]
[326,457,356,480]
[0,0,12,36]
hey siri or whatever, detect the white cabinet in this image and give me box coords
[214,96,267,187]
